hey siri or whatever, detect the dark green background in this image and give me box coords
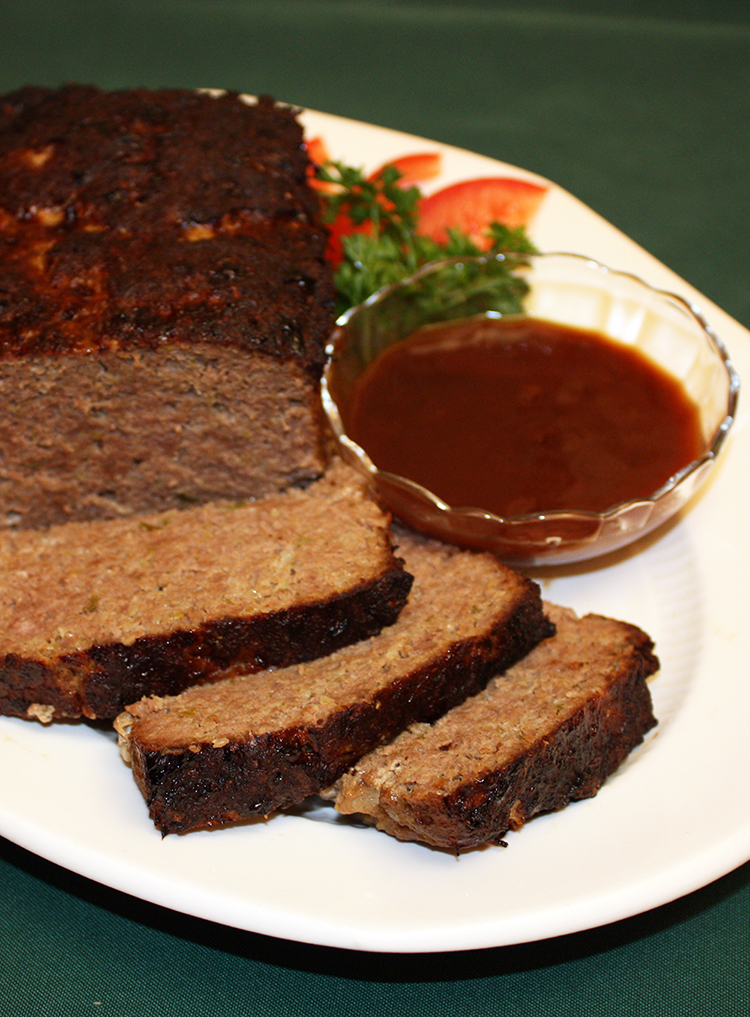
[2,836,749,1016]
[2,0,749,329]
[1,3,748,1014]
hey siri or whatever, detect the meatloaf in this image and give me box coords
[0,462,412,722]
[330,604,658,852]
[0,85,335,529]
[115,530,552,835]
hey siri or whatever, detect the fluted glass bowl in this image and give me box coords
[322,252,739,566]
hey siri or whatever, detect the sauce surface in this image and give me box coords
[346,316,704,516]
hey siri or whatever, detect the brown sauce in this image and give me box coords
[346,316,704,516]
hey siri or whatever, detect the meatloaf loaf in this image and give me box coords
[330,603,658,852]
[0,462,412,722]
[0,85,335,529]
[115,530,552,835]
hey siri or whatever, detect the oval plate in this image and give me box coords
[0,105,748,954]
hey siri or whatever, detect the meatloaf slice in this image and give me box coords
[0,86,335,529]
[115,530,552,835]
[0,462,411,722]
[330,604,658,852]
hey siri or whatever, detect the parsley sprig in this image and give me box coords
[316,161,537,317]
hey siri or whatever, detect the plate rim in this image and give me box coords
[1,104,749,954]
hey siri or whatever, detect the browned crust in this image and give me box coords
[124,594,553,835]
[0,85,337,528]
[338,615,658,853]
[0,565,413,722]
[0,86,333,371]
[441,655,657,850]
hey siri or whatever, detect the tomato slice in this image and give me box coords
[369,152,442,187]
[315,146,441,266]
[417,177,548,247]
[308,135,547,266]
[305,136,341,194]
[305,135,330,168]
[323,212,374,268]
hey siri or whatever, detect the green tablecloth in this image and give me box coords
[1,3,748,1014]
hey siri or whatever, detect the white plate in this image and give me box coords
[1,107,749,954]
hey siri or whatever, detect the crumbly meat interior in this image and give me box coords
[0,86,335,527]
[0,344,328,529]
[0,462,394,660]
[120,532,542,751]
[331,603,658,850]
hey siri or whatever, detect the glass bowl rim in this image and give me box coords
[321,251,740,545]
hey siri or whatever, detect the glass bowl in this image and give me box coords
[321,252,739,566]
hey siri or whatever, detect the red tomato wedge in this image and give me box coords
[369,152,442,187]
[305,135,330,168]
[324,212,373,267]
[417,177,548,247]
[305,136,340,194]
[304,135,547,266]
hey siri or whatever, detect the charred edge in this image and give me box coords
[138,587,550,835]
[434,648,659,853]
[0,562,413,722]
[0,654,83,721]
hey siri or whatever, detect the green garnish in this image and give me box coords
[316,161,537,317]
